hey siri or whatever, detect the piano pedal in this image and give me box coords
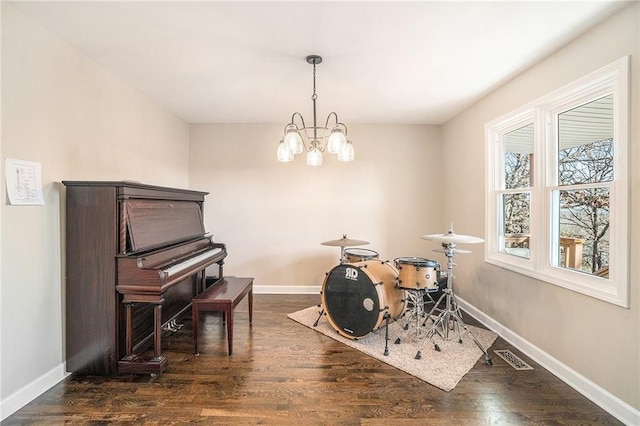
[162,322,178,333]
[161,319,185,333]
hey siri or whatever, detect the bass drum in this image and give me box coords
[321,260,405,339]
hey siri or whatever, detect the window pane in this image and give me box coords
[557,187,610,276]
[558,95,614,186]
[503,124,533,189]
[501,192,530,258]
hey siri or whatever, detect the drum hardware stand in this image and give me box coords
[395,289,436,344]
[313,304,324,327]
[421,276,447,327]
[415,242,492,365]
[313,274,330,327]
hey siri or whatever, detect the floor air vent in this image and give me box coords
[493,349,533,370]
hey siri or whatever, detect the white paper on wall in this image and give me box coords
[5,158,44,205]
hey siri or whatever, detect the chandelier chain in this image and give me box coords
[312,62,317,101]
[312,61,318,141]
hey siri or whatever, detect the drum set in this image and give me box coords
[315,229,493,365]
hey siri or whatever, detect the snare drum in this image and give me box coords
[343,248,379,263]
[394,257,440,290]
[321,260,405,339]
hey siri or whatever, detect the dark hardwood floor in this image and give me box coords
[3,294,621,425]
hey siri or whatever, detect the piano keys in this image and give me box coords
[117,238,225,293]
[63,181,227,375]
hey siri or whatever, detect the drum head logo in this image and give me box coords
[345,267,358,281]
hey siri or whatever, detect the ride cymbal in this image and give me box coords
[421,226,484,244]
[321,235,369,247]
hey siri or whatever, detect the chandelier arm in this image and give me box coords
[289,112,306,129]
[323,113,349,136]
[324,111,339,129]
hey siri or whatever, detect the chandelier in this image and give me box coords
[277,55,354,166]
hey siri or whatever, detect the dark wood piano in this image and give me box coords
[63,181,227,375]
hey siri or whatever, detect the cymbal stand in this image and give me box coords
[415,242,492,365]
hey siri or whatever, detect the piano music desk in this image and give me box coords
[192,277,253,356]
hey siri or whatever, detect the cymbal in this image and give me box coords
[433,248,471,254]
[321,235,369,247]
[421,226,484,244]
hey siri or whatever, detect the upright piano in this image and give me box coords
[63,181,227,375]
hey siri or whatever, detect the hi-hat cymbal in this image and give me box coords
[421,226,484,244]
[433,248,471,254]
[321,235,369,247]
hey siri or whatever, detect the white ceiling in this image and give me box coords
[8,1,628,125]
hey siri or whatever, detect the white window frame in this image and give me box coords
[485,56,629,308]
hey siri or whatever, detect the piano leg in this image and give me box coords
[200,270,206,293]
[118,300,168,375]
[152,303,163,361]
[193,302,200,355]
[123,303,135,361]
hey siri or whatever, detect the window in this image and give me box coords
[486,57,629,307]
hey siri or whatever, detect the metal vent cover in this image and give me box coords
[494,349,533,370]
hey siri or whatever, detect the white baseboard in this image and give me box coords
[0,363,69,421]
[457,297,640,426]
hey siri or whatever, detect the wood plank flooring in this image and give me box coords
[3,294,621,425]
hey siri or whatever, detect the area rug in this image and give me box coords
[287,306,498,391]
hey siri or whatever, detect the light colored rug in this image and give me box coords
[287,305,498,392]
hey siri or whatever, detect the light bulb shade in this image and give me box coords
[327,128,347,154]
[285,128,304,154]
[277,140,294,162]
[307,147,323,166]
[338,140,355,162]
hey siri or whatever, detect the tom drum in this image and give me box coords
[343,248,379,263]
[394,257,440,290]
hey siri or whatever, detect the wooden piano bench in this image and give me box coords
[192,276,253,356]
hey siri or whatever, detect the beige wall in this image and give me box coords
[1,4,189,402]
[190,123,442,287]
[440,3,639,409]
[2,0,638,421]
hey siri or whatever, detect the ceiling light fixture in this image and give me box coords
[277,55,354,166]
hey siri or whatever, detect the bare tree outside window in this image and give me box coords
[556,95,613,276]
[502,124,533,258]
[557,139,612,274]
